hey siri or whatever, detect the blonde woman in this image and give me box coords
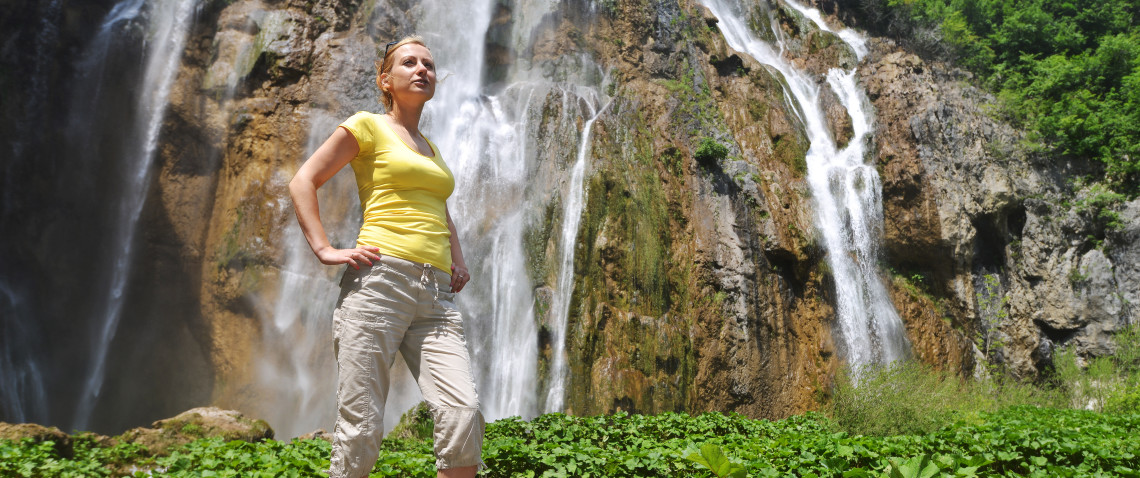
[289,36,483,478]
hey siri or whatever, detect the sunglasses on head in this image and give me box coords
[383,40,399,58]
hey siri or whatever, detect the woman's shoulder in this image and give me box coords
[341,111,386,133]
[339,112,386,150]
[343,110,383,124]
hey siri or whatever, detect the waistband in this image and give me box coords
[372,253,453,293]
[375,252,452,278]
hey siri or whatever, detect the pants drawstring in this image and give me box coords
[419,263,440,308]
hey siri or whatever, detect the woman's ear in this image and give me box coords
[377,72,390,92]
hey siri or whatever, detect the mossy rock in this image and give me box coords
[0,422,75,458]
[115,407,273,456]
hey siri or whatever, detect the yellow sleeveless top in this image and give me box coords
[339,111,454,273]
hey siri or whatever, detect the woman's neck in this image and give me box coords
[386,102,424,135]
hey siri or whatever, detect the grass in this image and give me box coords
[828,361,1064,437]
[829,324,1140,438]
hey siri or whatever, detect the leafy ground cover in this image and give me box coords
[2,406,1137,477]
[6,327,1137,477]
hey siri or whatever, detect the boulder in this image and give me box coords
[0,422,74,458]
[295,428,331,443]
[116,407,273,456]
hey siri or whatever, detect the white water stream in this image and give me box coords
[0,0,66,424]
[74,0,198,431]
[0,283,46,423]
[700,0,910,367]
[545,101,608,413]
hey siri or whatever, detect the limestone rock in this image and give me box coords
[861,35,1134,377]
[1106,198,1140,324]
[116,407,273,456]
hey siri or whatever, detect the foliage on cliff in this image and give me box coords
[853,0,1140,191]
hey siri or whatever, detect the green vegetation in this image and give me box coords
[1073,180,1128,245]
[661,147,684,177]
[0,436,149,477]
[830,361,1063,437]
[1053,324,1140,414]
[829,325,1140,438]
[974,274,1009,360]
[857,0,1140,192]
[4,330,1135,477]
[580,167,673,316]
[694,138,729,168]
[4,405,1138,477]
[890,269,941,312]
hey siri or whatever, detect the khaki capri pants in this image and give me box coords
[329,254,484,477]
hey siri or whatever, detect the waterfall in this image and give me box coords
[420,0,607,413]
[0,0,68,427]
[255,0,607,435]
[397,0,606,420]
[254,111,363,439]
[74,0,198,431]
[438,89,543,420]
[700,0,910,367]
[545,101,608,413]
[0,283,47,423]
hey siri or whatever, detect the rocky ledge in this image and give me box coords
[0,407,273,458]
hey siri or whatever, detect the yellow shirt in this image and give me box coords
[339,112,454,273]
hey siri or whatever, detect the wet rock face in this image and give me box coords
[548,0,841,419]
[162,0,987,424]
[131,0,406,426]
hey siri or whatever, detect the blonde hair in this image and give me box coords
[375,35,429,111]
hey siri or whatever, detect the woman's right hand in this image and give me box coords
[316,245,382,269]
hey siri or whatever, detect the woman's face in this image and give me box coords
[382,43,436,105]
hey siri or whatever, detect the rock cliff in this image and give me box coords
[1,0,1134,435]
[860,36,1138,377]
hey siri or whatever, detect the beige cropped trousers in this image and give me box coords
[328,254,484,477]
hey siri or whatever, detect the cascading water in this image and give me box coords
[254,0,607,435]
[73,0,198,431]
[418,0,607,415]
[699,0,910,367]
[0,0,70,427]
[254,111,365,439]
[544,100,608,413]
[0,284,47,424]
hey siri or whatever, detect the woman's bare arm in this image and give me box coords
[288,126,381,269]
[446,207,470,292]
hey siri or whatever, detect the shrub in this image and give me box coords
[1104,384,1140,414]
[388,401,434,441]
[694,137,728,168]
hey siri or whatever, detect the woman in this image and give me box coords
[288,36,483,478]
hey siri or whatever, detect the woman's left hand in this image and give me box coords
[450,264,470,293]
